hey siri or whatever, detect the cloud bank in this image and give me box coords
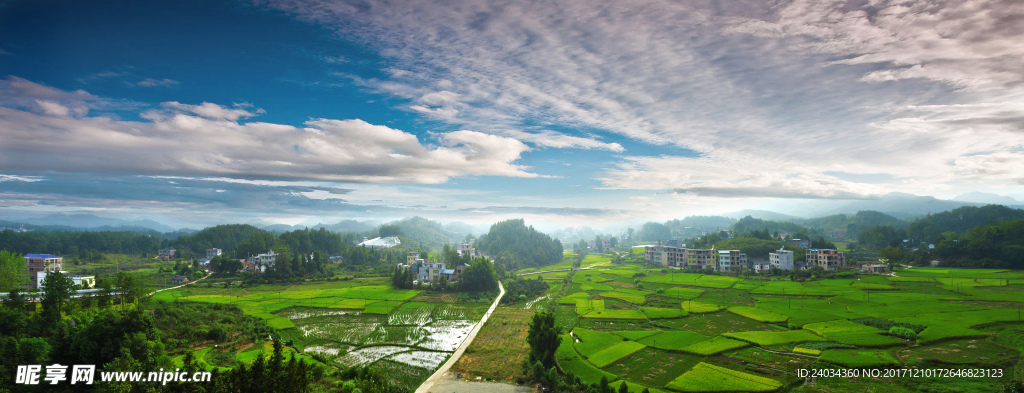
[0,76,541,184]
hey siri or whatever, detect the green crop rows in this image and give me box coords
[666,362,782,392]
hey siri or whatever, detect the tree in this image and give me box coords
[378,224,404,238]
[526,311,561,369]
[460,257,497,292]
[0,250,28,292]
[40,270,74,324]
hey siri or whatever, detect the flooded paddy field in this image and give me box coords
[282,301,491,384]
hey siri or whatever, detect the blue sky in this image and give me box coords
[1,0,1023,230]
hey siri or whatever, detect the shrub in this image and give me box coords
[888,326,917,340]
[852,317,925,333]
[207,326,228,342]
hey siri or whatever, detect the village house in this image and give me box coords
[36,271,95,289]
[171,275,189,284]
[24,254,63,289]
[789,238,812,248]
[206,248,222,259]
[807,249,846,271]
[769,247,795,271]
[158,249,176,261]
[861,263,887,273]
[717,250,747,273]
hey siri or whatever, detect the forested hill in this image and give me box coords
[375,217,467,250]
[171,224,271,256]
[474,219,563,268]
[906,205,1024,241]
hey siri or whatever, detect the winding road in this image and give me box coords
[416,280,506,393]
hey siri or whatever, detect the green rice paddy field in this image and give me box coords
[153,277,492,390]
[550,263,1024,393]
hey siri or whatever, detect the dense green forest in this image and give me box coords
[370,217,466,250]
[0,230,164,258]
[879,219,1024,269]
[475,219,563,269]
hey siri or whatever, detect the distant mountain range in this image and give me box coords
[0,213,178,233]
[747,192,1024,221]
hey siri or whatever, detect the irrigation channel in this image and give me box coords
[415,280,506,393]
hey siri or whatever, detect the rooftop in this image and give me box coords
[24,254,60,259]
[358,236,401,248]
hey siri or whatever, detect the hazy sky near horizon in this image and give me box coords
[1,0,1023,229]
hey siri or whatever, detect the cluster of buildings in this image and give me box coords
[24,254,95,289]
[643,245,749,272]
[397,252,467,285]
[644,242,847,273]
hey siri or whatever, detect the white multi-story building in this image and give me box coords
[769,248,795,271]
[206,248,222,259]
[247,250,278,272]
[457,242,477,258]
[717,250,747,273]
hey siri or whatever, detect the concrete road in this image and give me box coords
[416,280,506,393]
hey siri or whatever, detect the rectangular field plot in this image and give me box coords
[661,287,705,299]
[666,362,782,392]
[819,349,900,368]
[680,301,723,313]
[604,347,703,390]
[600,289,650,304]
[750,281,839,296]
[296,315,383,344]
[728,306,789,323]
[638,331,708,351]
[587,341,647,367]
[432,303,489,320]
[680,337,749,355]
[723,330,828,346]
[582,309,647,319]
[388,302,435,325]
[364,300,402,314]
[642,307,687,319]
[574,328,625,357]
[612,330,662,340]
[418,320,477,351]
[557,335,619,384]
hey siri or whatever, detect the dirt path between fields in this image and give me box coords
[148,272,212,296]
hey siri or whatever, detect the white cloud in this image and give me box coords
[258,0,1024,198]
[0,174,43,182]
[34,100,71,116]
[135,78,180,87]
[157,101,258,121]
[0,78,543,184]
